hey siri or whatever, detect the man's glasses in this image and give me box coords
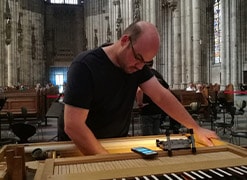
[129,37,145,64]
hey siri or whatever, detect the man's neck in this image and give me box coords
[102,44,120,67]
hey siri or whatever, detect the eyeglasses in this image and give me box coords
[129,37,145,64]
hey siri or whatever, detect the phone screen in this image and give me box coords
[131,147,158,157]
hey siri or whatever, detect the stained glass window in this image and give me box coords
[214,0,221,64]
[45,0,79,5]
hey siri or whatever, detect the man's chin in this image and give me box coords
[125,68,139,74]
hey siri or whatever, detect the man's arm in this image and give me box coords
[64,104,108,155]
[136,87,149,107]
[136,87,143,107]
[140,77,219,146]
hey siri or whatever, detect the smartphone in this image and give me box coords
[131,147,158,158]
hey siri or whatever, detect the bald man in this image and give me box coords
[64,21,218,155]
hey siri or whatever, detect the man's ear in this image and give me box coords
[120,35,129,44]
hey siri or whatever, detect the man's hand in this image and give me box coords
[194,127,219,146]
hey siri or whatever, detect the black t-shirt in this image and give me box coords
[63,47,153,138]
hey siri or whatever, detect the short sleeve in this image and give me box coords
[63,61,93,109]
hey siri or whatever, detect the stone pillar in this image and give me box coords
[192,0,201,84]
[220,0,226,87]
[4,0,13,86]
[6,45,12,86]
[0,0,4,85]
[230,0,238,87]
[167,9,172,86]
[142,0,155,24]
[185,0,192,84]
[173,3,181,89]
[180,0,186,88]
[156,1,169,83]
[149,0,156,24]
[225,0,230,86]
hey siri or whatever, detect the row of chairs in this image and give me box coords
[3,107,43,143]
[189,99,247,146]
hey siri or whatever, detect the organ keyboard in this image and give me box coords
[108,166,247,179]
[34,144,247,180]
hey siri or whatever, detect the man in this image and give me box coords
[136,60,171,135]
[63,21,218,155]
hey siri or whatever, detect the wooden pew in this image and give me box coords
[171,90,208,107]
[179,92,208,107]
[1,90,38,116]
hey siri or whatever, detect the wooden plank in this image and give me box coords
[34,159,54,180]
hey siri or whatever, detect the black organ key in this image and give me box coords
[190,171,206,179]
[112,166,247,180]
[235,166,247,174]
[198,167,246,180]
[227,167,247,180]
[197,170,213,179]
[182,172,197,180]
[241,166,247,170]
[170,173,183,180]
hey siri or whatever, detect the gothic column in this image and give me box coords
[142,0,155,24]
[225,0,230,86]
[180,0,186,88]
[157,1,169,82]
[4,0,13,86]
[0,0,4,85]
[220,0,226,87]
[230,0,238,87]
[239,0,247,84]
[185,0,192,84]
[167,8,172,86]
[192,0,201,83]
[173,2,181,89]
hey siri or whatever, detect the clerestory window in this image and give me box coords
[214,0,221,64]
[44,0,82,5]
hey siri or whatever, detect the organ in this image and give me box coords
[0,135,246,179]
[34,135,246,180]
[34,145,247,179]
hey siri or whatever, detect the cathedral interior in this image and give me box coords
[0,2,246,178]
[0,0,246,91]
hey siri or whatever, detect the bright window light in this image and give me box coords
[50,0,78,5]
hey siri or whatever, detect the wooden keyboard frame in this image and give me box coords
[34,144,247,180]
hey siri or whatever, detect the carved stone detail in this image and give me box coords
[133,0,141,22]
[82,29,88,51]
[5,0,12,45]
[162,0,178,11]
[113,0,122,39]
[105,16,112,43]
[31,26,36,59]
[17,13,23,53]
[94,29,98,48]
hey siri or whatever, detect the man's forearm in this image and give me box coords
[66,125,108,155]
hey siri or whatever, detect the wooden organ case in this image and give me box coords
[33,136,247,180]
